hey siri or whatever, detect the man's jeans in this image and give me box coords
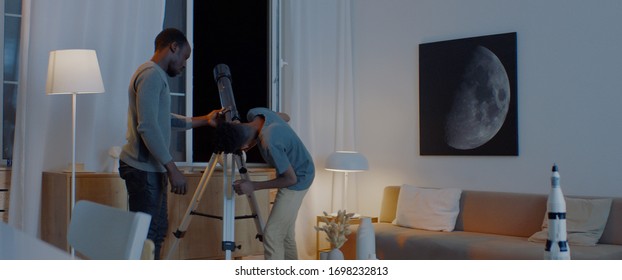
[118,160,168,259]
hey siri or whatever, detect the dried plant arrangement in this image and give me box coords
[314,210,355,249]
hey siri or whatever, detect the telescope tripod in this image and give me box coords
[164,151,266,260]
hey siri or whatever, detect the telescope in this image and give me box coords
[166,64,265,260]
[213,64,241,122]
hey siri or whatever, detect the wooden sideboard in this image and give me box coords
[40,172,128,253]
[163,168,274,259]
[41,168,274,259]
[0,168,11,223]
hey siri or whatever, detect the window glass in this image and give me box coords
[162,0,276,164]
[170,95,186,161]
[2,83,17,159]
[5,0,21,14]
[164,0,188,162]
[164,0,186,95]
[3,15,21,81]
[192,0,269,163]
[2,0,22,163]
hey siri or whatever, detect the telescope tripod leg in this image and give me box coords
[222,153,237,260]
[221,153,267,259]
[164,152,221,260]
[233,154,265,241]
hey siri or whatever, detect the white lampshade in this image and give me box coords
[46,49,105,95]
[325,151,369,172]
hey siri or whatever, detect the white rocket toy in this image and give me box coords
[544,164,571,260]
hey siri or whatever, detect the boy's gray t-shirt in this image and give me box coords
[248,108,315,191]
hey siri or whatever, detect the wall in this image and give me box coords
[350,0,622,216]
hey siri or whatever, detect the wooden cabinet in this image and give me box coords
[40,172,128,252]
[41,168,274,259]
[163,169,274,259]
[0,168,11,223]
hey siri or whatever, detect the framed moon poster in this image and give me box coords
[419,32,517,156]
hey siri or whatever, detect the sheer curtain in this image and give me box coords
[9,0,165,235]
[281,0,358,259]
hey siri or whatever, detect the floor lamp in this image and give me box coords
[325,151,369,215]
[46,49,105,214]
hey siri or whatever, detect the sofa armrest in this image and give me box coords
[379,186,401,223]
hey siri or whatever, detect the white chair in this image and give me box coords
[67,200,151,260]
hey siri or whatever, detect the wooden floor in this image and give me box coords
[238,254,264,260]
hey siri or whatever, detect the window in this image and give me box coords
[165,0,280,165]
[1,0,21,166]
[163,0,189,162]
[0,1,277,166]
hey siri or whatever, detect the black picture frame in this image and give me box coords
[419,32,518,156]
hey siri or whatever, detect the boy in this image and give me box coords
[215,107,314,260]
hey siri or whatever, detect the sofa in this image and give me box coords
[341,186,622,260]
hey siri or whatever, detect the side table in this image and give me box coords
[315,215,378,260]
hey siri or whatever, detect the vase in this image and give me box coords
[356,217,376,260]
[327,248,344,260]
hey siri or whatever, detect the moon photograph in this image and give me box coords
[419,32,517,156]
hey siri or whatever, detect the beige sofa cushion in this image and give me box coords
[456,190,546,237]
[528,197,612,246]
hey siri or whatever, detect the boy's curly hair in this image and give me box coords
[214,122,246,154]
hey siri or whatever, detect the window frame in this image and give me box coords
[173,0,281,167]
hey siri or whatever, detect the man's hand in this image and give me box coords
[164,161,187,195]
[206,107,231,127]
[189,107,231,128]
[233,179,255,195]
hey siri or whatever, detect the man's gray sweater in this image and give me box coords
[120,61,191,172]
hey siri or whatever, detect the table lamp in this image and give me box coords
[325,151,369,214]
[46,49,105,213]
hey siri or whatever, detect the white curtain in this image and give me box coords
[281,0,358,259]
[9,0,165,235]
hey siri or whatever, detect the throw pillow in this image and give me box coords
[394,184,462,232]
[528,197,612,246]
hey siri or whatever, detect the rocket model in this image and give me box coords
[544,164,571,260]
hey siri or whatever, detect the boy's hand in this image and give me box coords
[233,179,255,195]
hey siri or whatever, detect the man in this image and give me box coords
[118,28,224,259]
[215,107,315,260]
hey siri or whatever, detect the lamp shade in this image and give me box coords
[46,49,105,95]
[325,151,369,172]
